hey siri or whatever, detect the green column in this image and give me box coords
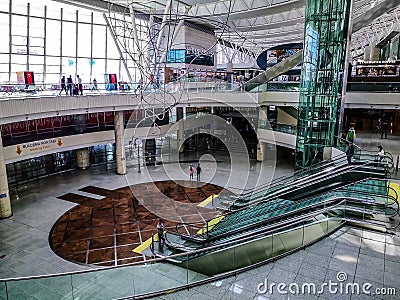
[296,0,352,168]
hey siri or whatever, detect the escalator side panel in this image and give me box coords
[185,219,343,276]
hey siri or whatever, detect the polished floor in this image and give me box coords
[0,142,399,299]
[51,181,224,266]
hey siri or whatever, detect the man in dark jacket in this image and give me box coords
[196,163,202,181]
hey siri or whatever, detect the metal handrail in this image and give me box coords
[224,147,394,200]
[0,213,340,283]
[204,176,399,241]
[232,159,389,208]
[177,176,398,244]
[1,202,395,300]
[170,190,399,249]
[220,152,350,198]
[241,154,390,202]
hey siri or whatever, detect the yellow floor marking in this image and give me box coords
[388,182,400,203]
[197,194,218,207]
[132,233,160,254]
[197,215,225,234]
[133,193,222,253]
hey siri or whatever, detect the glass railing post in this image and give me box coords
[186,254,189,286]
[363,204,365,223]
[232,243,237,269]
[4,281,8,300]
[69,274,74,299]
[271,232,274,255]
[326,218,328,233]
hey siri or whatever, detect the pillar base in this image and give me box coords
[76,148,90,169]
[0,212,13,219]
[0,196,12,218]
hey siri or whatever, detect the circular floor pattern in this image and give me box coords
[49,180,225,266]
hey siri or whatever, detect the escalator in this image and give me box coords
[244,51,303,92]
[280,106,298,120]
[158,177,398,275]
[148,148,397,275]
[224,150,394,208]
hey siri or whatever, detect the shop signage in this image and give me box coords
[16,138,63,155]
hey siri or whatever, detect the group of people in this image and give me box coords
[59,75,85,96]
[189,163,202,181]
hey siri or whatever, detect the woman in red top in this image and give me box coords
[189,165,194,180]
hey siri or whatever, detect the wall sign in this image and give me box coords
[16,138,62,155]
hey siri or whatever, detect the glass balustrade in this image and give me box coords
[0,218,343,299]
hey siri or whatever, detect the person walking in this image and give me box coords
[189,165,194,180]
[157,218,165,249]
[196,163,202,181]
[77,75,83,95]
[59,75,67,95]
[67,75,73,96]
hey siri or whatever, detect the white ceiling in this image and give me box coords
[101,0,400,57]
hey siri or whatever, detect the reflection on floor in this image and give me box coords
[50,180,224,266]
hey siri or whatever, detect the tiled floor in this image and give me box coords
[50,181,224,266]
[0,147,399,299]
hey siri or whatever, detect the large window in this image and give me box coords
[0,0,151,85]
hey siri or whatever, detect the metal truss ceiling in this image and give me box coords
[75,0,400,57]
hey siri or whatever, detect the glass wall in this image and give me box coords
[0,109,155,147]
[379,33,400,61]
[6,144,116,191]
[0,0,151,86]
[295,0,352,168]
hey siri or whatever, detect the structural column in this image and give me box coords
[176,107,185,153]
[369,44,380,61]
[295,0,352,168]
[76,148,90,169]
[226,62,233,73]
[363,46,371,61]
[0,131,11,218]
[256,142,267,162]
[114,111,126,175]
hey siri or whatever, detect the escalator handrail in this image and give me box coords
[226,172,395,235]
[184,190,399,244]
[221,152,351,197]
[231,151,393,201]
[174,198,296,240]
[180,198,347,244]
[174,155,397,242]
[232,160,388,208]
[335,135,362,152]
[171,176,399,249]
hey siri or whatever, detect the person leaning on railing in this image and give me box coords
[91,78,98,91]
